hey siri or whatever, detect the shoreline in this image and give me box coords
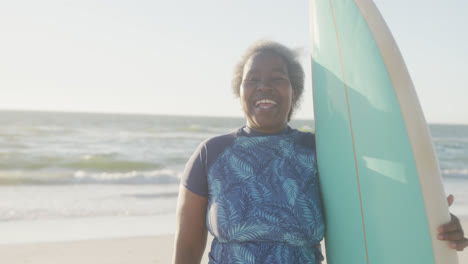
[1,218,466,264]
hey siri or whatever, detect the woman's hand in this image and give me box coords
[437,194,468,251]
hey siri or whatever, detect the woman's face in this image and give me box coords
[240,52,296,133]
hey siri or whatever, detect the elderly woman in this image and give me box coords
[173,41,467,263]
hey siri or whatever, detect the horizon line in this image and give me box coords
[1,107,466,125]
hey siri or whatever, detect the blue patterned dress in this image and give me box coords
[182,126,324,263]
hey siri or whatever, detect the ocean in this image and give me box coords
[0,110,466,244]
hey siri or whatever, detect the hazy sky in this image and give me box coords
[0,0,466,124]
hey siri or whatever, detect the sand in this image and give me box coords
[1,219,467,264]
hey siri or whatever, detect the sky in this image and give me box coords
[0,0,466,124]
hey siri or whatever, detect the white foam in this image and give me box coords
[72,169,180,184]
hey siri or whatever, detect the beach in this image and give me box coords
[1,218,467,264]
[1,111,467,263]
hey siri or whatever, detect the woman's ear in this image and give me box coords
[292,89,297,107]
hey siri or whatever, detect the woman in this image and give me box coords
[173,40,467,263]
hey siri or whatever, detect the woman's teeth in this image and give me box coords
[255,99,277,109]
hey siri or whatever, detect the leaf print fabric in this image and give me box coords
[206,129,324,263]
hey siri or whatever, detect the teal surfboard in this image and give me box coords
[310,0,458,263]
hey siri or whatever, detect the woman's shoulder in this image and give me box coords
[201,128,242,149]
[192,128,244,162]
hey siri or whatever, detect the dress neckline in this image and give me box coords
[241,125,291,137]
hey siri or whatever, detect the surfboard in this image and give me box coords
[310,0,458,263]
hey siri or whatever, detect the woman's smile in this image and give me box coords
[255,98,277,109]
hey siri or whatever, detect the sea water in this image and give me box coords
[0,110,466,244]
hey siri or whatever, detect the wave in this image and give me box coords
[64,155,160,171]
[0,170,70,185]
[72,169,180,184]
[0,169,180,185]
[0,153,162,172]
[441,169,468,178]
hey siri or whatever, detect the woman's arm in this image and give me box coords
[172,185,209,264]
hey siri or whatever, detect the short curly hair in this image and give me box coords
[232,40,305,121]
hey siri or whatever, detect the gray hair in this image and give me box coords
[231,40,305,121]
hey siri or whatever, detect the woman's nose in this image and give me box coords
[256,80,273,90]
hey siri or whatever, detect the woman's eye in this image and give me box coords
[272,77,288,83]
[245,79,260,84]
